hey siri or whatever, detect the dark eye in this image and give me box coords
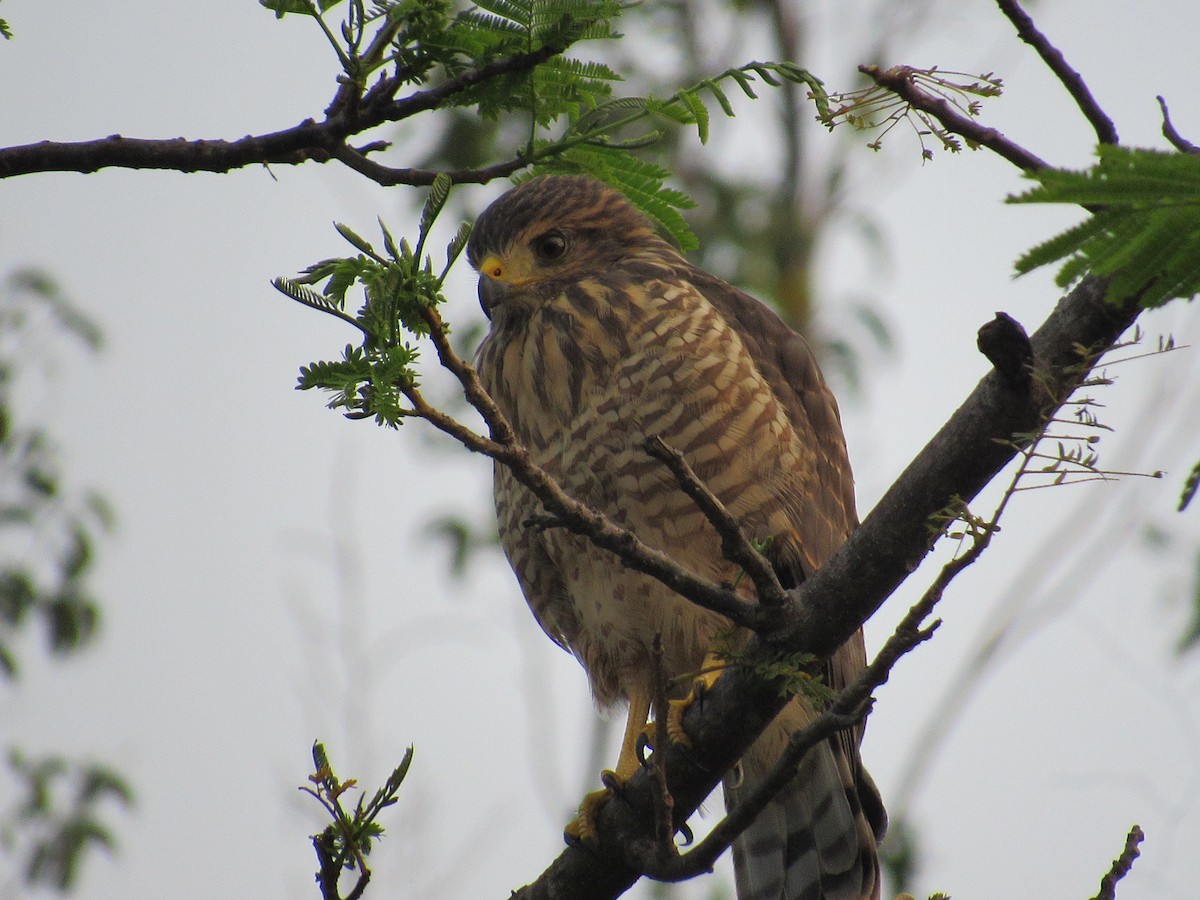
[533,230,568,262]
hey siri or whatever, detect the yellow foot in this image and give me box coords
[564,770,627,843]
[667,653,727,747]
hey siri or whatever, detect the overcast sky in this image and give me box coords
[4,2,1200,899]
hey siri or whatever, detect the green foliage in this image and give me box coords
[276,179,462,427]
[265,0,823,254]
[304,741,414,900]
[713,636,836,708]
[274,10,826,423]
[1010,146,1200,308]
[0,269,110,679]
[1180,459,1200,512]
[1,750,133,891]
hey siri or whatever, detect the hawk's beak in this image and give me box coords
[477,274,510,318]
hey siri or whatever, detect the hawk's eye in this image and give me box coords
[533,230,568,262]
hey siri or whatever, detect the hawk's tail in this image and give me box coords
[724,728,886,900]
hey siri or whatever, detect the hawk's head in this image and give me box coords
[467,175,673,319]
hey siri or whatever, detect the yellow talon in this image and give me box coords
[667,652,726,747]
[565,784,612,843]
[565,689,652,843]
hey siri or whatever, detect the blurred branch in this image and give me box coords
[1158,95,1200,156]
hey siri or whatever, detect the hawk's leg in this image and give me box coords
[666,650,726,748]
[565,688,652,843]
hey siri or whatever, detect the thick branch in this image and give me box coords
[510,274,1142,900]
[0,45,561,181]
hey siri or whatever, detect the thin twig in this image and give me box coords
[1089,824,1144,900]
[861,65,1049,173]
[648,634,677,862]
[994,0,1118,145]
[411,307,770,631]
[635,579,942,882]
[332,144,534,187]
[642,436,789,606]
[1157,96,1200,155]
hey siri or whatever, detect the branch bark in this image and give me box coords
[0,45,562,181]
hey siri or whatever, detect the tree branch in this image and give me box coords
[994,0,1119,146]
[860,65,1050,173]
[1089,824,1144,900]
[641,436,788,606]
[411,306,771,632]
[1157,95,1200,156]
[0,45,563,181]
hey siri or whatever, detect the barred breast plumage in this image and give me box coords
[470,175,885,900]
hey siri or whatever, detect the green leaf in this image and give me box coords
[260,0,318,18]
[534,146,699,251]
[334,222,380,259]
[442,221,473,283]
[1178,459,1200,512]
[416,173,454,262]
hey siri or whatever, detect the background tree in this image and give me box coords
[3,2,1200,899]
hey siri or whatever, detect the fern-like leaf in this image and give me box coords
[1010,147,1200,307]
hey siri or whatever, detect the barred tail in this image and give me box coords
[725,726,885,900]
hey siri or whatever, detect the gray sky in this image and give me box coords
[4,2,1200,899]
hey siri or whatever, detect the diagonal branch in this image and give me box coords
[994,0,1119,145]
[635,585,941,883]
[641,436,788,606]
[410,306,770,632]
[1089,824,1144,900]
[861,65,1049,173]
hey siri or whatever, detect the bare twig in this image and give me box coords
[648,635,677,862]
[331,144,535,188]
[860,65,1049,173]
[994,0,1118,145]
[637,582,942,882]
[1157,96,1200,155]
[642,436,789,606]
[409,307,770,632]
[1089,825,1144,900]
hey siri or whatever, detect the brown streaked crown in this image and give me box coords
[467,175,674,276]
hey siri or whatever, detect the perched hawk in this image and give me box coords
[469,175,885,900]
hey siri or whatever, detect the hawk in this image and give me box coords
[469,175,886,900]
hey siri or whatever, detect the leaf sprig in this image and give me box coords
[303,741,414,900]
[273,175,468,427]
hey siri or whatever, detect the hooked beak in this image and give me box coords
[477,274,511,318]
